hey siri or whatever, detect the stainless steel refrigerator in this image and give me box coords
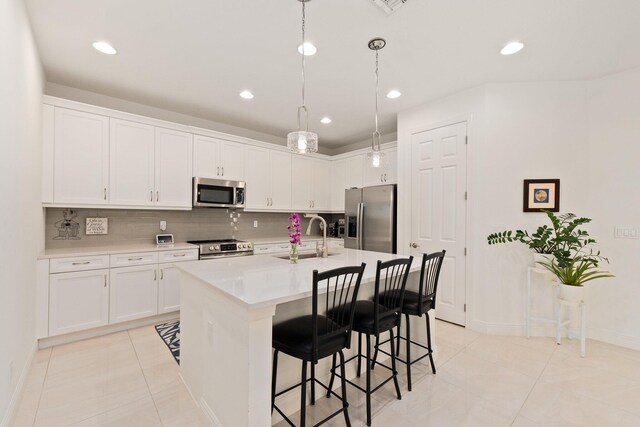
[344,184,397,254]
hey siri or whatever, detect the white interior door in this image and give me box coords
[410,122,467,326]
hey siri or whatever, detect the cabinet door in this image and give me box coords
[363,155,386,186]
[270,151,292,210]
[313,159,331,211]
[193,135,220,179]
[110,265,158,323]
[345,155,364,189]
[383,148,397,184]
[291,156,314,211]
[155,128,193,208]
[219,140,244,180]
[158,263,181,313]
[330,159,346,212]
[243,146,270,209]
[49,269,109,335]
[109,119,155,206]
[53,108,109,204]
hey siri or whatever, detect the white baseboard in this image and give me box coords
[0,340,38,427]
[588,327,640,351]
[38,312,179,349]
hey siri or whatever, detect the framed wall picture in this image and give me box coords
[523,179,560,212]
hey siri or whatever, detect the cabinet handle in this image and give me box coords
[72,261,91,265]
[104,188,107,200]
[217,167,220,176]
[384,173,387,182]
[270,198,273,206]
[128,257,143,261]
[312,200,315,208]
[104,275,107,287]
[160,269,164,280]
[156,191,159,202]
[150,191,153,202]
[154,270,157,281]
[222,167,224,176]
[173,253,186,257]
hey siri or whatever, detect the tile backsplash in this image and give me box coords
[45,208,341,249]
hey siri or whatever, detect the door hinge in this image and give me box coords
[464,304,467,312]
[464,247,467,256]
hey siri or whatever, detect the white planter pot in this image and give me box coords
[532,253,553,267]
[559,283,585,303]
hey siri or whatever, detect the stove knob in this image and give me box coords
[209,245,214,251]
[214,245,220,251]
[239,244,245,249]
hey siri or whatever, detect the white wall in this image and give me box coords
[0,0,44,423]
[398,75,640,349]
[585,67,640,349]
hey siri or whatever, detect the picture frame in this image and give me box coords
[523,179,560,212]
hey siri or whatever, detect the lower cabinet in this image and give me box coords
[49,269,109,336]
[109,264,159,323]
[158,263,181,313]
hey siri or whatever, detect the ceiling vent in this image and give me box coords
[370,0,408,15]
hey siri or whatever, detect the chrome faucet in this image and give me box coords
[305,214,328,258]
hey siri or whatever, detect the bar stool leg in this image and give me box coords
[389,329,402,400]
[405,313,412,392]
[271,350,278,414]
[396,315,402,356]
[338,350,351,427]
[426,313,436,374]
[357,332,362,377]
[371,334,379,370]
[310,361,316,405]
[300,361,307,427]
[365,334,372,426]
[326,353,337,398]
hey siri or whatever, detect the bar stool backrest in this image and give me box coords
[375,256,414,334]
[312,263,366,363]
[418,251,446,314]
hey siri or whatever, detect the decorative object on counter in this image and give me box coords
[155,320,180,364]
[287,0,318,154]
[227,209,241,237]
[155,234,174,246]
[366,37,387,169]
[523,179,560,212]
[288,212,301,263]
[85,217,108,235]
[54,209,81,240]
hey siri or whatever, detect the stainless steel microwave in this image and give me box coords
[192,177,245,208]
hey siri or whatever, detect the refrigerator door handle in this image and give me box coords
[357,202,364,250]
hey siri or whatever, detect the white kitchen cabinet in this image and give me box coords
[49,269,109,336]
[158,263,181,313]
[384,148,398,183]
[292,156,331,211]
[109,265,159,323]
[109,119,155,206]
[155,128,193,208]
[363,148,398,186]
[330,159,347,212]
[345,155,364,189]
[193,135,244,180]
[53,107,109,205]
[244,146,292,211]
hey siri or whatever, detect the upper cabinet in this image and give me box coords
[330,159,347,212]
[155,128,193,208]
[193,135,244,181]
[244,146,292,211]
[52,108,110,205]
[292,156,331,212]
[363,147,398,186]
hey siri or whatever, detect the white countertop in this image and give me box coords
[38,242,199,259]
[176,248,419,309]
[250,236,343,245]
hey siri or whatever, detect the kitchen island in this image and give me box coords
[177,248,425,427]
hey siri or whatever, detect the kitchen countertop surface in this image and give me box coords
[250,236,343,245]
[177,248,419,309]
[38,242,199,259]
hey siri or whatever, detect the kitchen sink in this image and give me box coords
[275,252,338,260]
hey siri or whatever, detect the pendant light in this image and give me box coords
[287,0,318,154]
[366,37,386,168]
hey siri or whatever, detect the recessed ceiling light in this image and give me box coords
[386,90,401,99]
[500,41,525,56]
[92,41,117,55]
[320,117,332,124]
[239,90,254,99]
[297,42,317,56]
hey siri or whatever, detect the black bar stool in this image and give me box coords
[271,263,366,427]
[327,257,413,426]
[375,251,445,391]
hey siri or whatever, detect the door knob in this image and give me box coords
[410,242,420,248]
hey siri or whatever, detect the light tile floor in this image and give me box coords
[13,320,640,427]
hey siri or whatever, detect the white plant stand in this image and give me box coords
[556,287,587,357]
[526,266,559,338]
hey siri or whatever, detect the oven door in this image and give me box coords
[193,177,245,208]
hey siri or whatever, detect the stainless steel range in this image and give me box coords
[187,239,254,260]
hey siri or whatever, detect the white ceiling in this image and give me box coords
[25,0,640,147]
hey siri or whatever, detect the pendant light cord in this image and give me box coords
[300,0,307,131]
[375,49,379,136]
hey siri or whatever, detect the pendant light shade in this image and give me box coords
[367,37,386,168]
[288,0,318,154]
